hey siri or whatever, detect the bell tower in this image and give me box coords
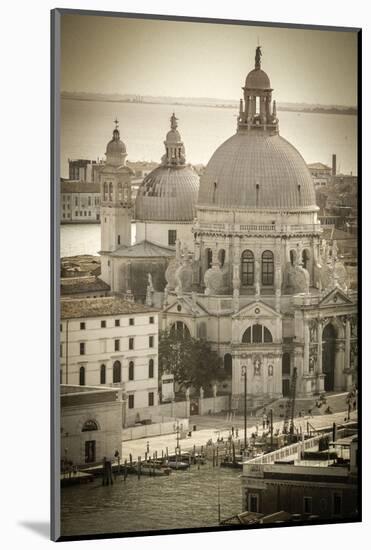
[99,120,134,285]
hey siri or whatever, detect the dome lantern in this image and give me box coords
[238,46,278,134]
[162,112,186,166]
[135,113,199,222]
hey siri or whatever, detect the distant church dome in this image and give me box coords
[105,120,127,165]
[198,47,316,211]
[135,113,199,221]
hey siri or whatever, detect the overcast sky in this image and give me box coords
[61,14,357,106]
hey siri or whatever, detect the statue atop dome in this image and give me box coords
[170,112,178,130]
[255,46,262,69]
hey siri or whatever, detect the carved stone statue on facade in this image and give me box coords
[268,364,274,377]
[253,357,262,376]
[146,273,154,306]
[199,386,204,399]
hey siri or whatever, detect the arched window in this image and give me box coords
[218,249,226,268]
[100,364,106,384]
[264,326,273,343]
[241,250,254,286]
[79,366,85,386]
[109,182,113,201]
[170,321,190,339]
[242,324,273,344]
[242,326,251,343]
[82,420,98,432]
[118,182,122,201]
[253,324,262,343]
[103,182,108,201]
[302,249,310,270]
[113,360,121,383]
[148,358,154,378]
[128,361,134,381]
[262,250,274,286]
[224,353,232,376]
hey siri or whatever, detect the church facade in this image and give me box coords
[98,49,358,404]
[161,48,358,403]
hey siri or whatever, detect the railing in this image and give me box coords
[196,223,322,234]
[243,433,323,468]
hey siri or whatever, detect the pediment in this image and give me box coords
[233,300,281,320]
[163,296,208,316]
[319,287,353,307]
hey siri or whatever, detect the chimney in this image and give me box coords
[332,154,336,176]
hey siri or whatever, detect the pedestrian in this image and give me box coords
[266,418,270,429]
[231,426,234,437]
[236,428,239,438]
[262,419,266,430]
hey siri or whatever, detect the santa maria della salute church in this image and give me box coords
[98,48,358,404]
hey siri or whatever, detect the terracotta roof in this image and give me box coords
[61,296,157,319]
[61,276,110,295]
[108,240,175,258]
[60,180,100,193]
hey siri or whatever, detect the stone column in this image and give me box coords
[232,237,241,313]
[345,317,351,371]
[303,322,310,374]
[317,320,325,392]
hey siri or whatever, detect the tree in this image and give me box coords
[159,329,223,392]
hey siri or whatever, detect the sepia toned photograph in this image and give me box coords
[52,9,360,541]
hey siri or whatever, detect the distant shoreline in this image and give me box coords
[61,95,357,116]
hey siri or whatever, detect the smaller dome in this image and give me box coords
[245,68,271,90]
[166,129,181,143]
[106,129,127,155]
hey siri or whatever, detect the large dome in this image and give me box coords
[198,132,316,210]
[135,165,199,221]
[245,68,271,89]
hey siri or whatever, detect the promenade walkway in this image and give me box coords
[121,409,357,460]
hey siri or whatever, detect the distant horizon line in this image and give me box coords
[60,91,357,112]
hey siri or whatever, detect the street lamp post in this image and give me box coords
[241,365,247,450]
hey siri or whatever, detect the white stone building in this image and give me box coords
[60,296,159,413]
[161,48,358,405]
[61,385,124,466]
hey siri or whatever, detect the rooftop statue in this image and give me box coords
[255,46,262,69]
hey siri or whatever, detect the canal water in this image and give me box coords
[61,464,242,537]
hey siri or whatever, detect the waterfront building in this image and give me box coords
[161,48,358,403]
[241,433,358,520]
[60,179,100,223]
[61,384,124,465]
[60,296,159,414]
